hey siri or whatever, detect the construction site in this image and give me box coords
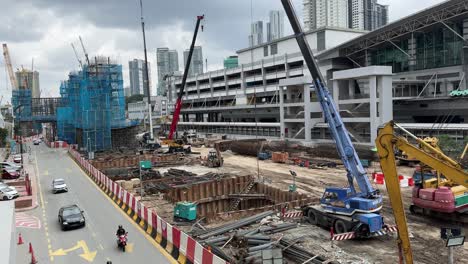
[2,0,468,264]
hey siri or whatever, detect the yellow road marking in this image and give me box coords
[50,240,97,262]
[35,150,54,262]
[73,160,178,264]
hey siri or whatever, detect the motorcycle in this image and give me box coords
[116,232,128,252]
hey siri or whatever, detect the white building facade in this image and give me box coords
[303,0,349,31]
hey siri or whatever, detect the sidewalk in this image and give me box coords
[13,150,39,212]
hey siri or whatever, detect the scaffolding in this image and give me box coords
[57,57,129,151]
[11,89,32,121]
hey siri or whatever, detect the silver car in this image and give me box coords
[52,179,68,194]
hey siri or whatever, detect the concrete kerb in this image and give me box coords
[66,149,224,264]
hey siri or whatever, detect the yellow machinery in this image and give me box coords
[376,121,468,264]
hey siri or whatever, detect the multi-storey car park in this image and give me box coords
[166,0,468,145]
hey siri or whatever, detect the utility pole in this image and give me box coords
[139,0,154,141]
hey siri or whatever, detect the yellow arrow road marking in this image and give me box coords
[43,170,49,175]
[66,168,72,173]
[79,240,97,262]
[49,240,97,262]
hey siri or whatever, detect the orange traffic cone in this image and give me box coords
[17,233,24,245]
[30,249,37,264]
[29,242,33,254]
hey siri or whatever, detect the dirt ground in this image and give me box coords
[191,147,468,264]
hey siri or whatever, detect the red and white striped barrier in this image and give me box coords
[282,210,303,218]
[332,231,356,241]
[68,148,228,264]
[373,173,414,187]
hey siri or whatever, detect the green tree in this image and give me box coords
[0,128,8,147]
[125,94,145,110]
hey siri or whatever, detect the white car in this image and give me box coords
[52,179,68,194]
[0,182,16,191]
[0,186,19,200]
[12,154,22,164]
[0,162,22,171]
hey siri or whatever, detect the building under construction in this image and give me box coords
[57,57,138,152]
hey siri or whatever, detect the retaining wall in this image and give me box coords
[68,148,227,264]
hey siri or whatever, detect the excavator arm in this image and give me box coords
[376,121,468,264]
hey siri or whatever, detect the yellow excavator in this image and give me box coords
[375,121,468,264]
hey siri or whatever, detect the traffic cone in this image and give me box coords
[29,242,33,253]
[30,249,37,264]
[17,233,24,245]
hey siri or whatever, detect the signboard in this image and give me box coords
[139,160,151,169]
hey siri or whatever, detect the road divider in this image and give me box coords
[68,147,227,264]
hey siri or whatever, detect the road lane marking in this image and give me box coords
[73,160,178,264]
[50,240,97,262]
[35,150,55,262]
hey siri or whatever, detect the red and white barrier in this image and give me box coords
[68,148,228,264]
[282,210,303,218]
[373,172,414,187]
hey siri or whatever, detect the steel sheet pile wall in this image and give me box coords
[68,147,227,264]
[89,153,181,170]
[165,175,313,221]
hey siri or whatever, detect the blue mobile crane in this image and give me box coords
[281,0,384,237]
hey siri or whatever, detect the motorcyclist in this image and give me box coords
[116,225,126,236]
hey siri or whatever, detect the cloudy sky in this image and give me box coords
[0,0,444,103]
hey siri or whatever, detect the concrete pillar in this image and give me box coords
[303,84,312,141]
[209,72,213,98]
[378,76,393,125]
[279,85,285,139]
[332,80,340,109]
[369,76,378,143]
[196,77,200,99]
[261,60,266,91]
[224,69,228,94]
[241,65,246,95]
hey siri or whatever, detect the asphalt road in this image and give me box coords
[16,143,174,264]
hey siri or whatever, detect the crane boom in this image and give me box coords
[2,43,18,90]
[78,36,90,65]
[281,0,375,197]
[168,15,204,140]
[71,43,83,68]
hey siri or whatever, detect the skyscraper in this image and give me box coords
[128,59,151,96]
[348,0,388,31]
[303,0,348,31]
[156,48,179,96]
[248,21,264,47]
[267,10,284,42]
[183,46,203,77]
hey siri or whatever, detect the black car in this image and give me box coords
[58,205,85,230]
